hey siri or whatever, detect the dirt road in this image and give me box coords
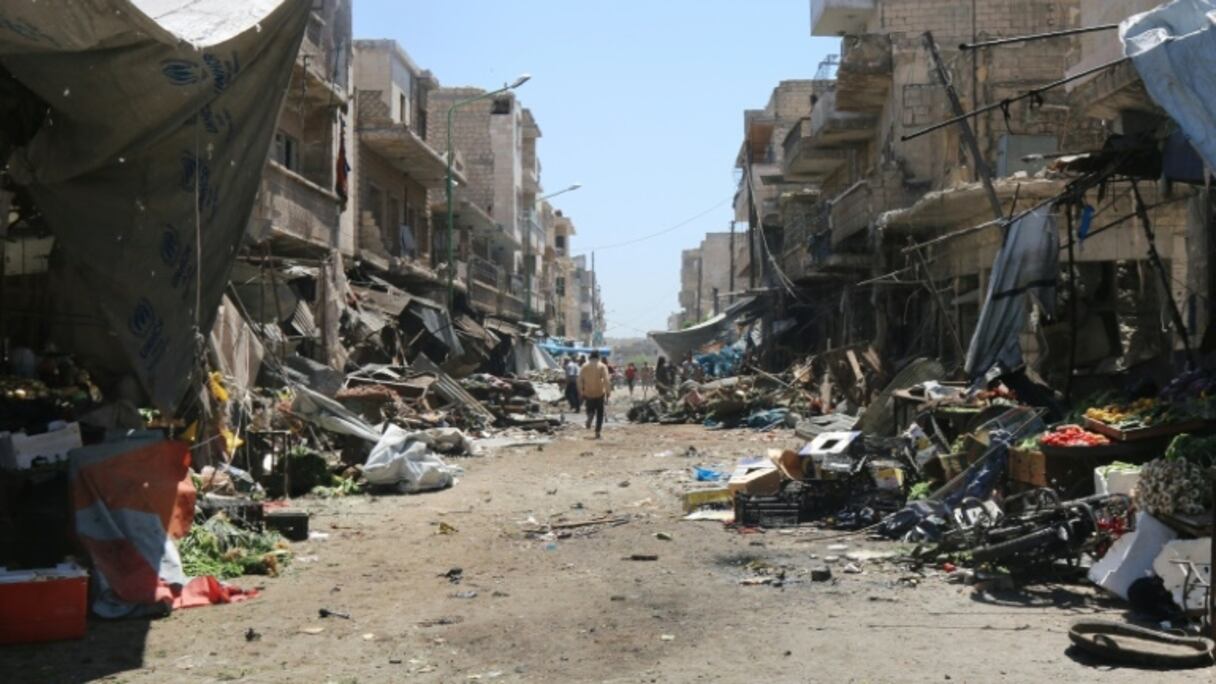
[0,402,1189,683]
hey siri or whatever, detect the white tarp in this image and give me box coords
[1122,0,1216,170]
[363,425,469,493]
[0,0,310,411]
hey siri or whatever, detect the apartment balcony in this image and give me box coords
[810,0,876,37]
[782,119,848,180]
[468,256,501,316]
[358,120,463,189]
[251,160,341,253]
[809,89,877,146]
[296,12,348,103]
[522,163,540,195]
[836,34,892,113]
[829,179,874,247]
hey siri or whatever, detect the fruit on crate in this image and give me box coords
[1039,424,1111,448]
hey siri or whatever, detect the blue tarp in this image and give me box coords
[1122,0,1216,170]
[964,206,1058,381]
[539,340,612,359]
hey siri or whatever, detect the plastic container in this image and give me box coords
[0,563,88,644]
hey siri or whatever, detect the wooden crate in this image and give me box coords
[1082,416,1212,443]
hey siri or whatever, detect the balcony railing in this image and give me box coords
[254,161,341,250]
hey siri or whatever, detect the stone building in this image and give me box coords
[246,1,354,258]
[723,0,1211,382]
[351,39,461,301]
[675,232,746,326]
[427,87,534,323]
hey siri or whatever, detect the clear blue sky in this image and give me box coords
[353,1,836,336]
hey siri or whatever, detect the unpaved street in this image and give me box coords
[0,408,1188,683]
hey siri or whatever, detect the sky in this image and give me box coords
[353,1,836,336]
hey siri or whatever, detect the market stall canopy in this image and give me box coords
[0,0,311,412]
[648,297,763,362]
[1122,0,1216,171]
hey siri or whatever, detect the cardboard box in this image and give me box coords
[0,423,82,470]
[0,563,88,644]
[728,465,782,496]
[680,487,733,513]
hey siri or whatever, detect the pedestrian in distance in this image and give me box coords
[655,356,673,396]
[578,350,612,439]
[640,361,653,398]
[563,356,581,411]
[625,362,637,396]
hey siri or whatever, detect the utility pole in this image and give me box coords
[728,220,736,305]
[695,255,703,322]
[745,149,757,290]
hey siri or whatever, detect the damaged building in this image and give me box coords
[664,0,1215,397]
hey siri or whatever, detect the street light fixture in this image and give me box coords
[525,182,583,322]
[445,73,531,311]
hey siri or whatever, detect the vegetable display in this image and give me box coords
[1039,424,1111,448]
[1134,433,1216,517]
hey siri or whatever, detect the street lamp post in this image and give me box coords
[525,183,583,322]
[445,73,531,311]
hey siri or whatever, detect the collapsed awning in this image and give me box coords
[0,0,311,411]
[647,296,763,362]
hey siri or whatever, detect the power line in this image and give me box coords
[575,196,733,252]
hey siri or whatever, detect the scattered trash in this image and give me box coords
[450,591,478,599]
[318,608,350,619]
[441,568,464,584]
[436,521,459,535]
[299,627,325,635]
[244,627,261,642]
[810,567,832,582]
[659,634,676,641]
[624,554,659,561]
[843,563,862,574]
[655,532,673,541]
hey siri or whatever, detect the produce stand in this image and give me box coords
[1082,416,1213,443]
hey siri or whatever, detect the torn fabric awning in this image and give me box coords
[1122,0,1216,171]
[964,206,1059,380]
[0,1,311,412]
[648,296,763,362]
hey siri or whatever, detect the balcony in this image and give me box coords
[810,0,876,37]
[522,163,540,194]
[251,161,341,253]
[296,12,348,103]
[358,91,463,188]
[836,34,892,113]
[809,89,877,146]
[782,119,848,180]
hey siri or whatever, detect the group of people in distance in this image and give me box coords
[561,352,699,439]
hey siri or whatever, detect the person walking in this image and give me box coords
[655,356,673,396]
[640,361,653,397]
[578,350,612,439]
[563,356,581,411]
[625,362,638,396]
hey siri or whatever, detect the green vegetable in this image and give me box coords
[908,482,934,501]
[180,513,291,579]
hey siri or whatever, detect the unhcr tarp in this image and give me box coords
[0,0,311,411]
[1122,0,1216,171]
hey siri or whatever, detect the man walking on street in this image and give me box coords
[578,350,611,439]
[563,356,581,411]
[625,362,638,397]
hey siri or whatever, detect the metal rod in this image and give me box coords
[924,31,1004,220]
[959,24,1119,51]
[1065,206,1078,402]
[1131,181,1195,364]
[902,56,1129,143]
[909,238,965,362]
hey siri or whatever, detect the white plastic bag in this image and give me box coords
[363,425,464,493]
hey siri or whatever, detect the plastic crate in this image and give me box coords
[0,563,88,644]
